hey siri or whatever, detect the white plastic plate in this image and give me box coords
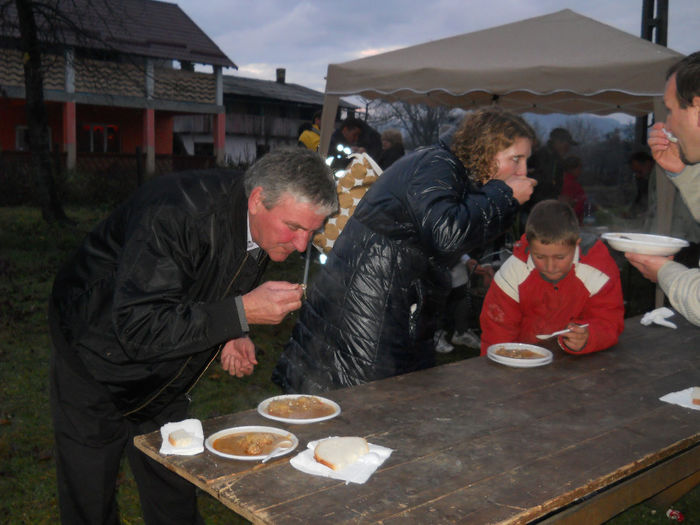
[257,394,341,424]
[487,343,553,368]
[205,426,298,460]
[601,232,688,256]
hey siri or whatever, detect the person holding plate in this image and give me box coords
[627,51,700,326]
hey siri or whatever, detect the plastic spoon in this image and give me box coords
[261,439,293,463]
[536,324,589,340]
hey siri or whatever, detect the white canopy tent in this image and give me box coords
[318,9,687,306]
[319,8,683,155]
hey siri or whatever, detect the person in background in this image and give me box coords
[49,148,337,524]
[480,199,624,355]
[434,254,494,353]
[526,127,578,211]
[378,128,406,169]
[298,110,322,151]
[328,117,363,156]
[559,156,587,224]
[272,108,537,393]
[627,51,700,326]
[628,151,654,216]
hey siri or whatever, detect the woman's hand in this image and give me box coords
[504,175,537,204]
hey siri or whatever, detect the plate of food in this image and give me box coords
[257,394,341,424]
[601,232,689,256]
[205,426,298,460]
[487,343,553,368]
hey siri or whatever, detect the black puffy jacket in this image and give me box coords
[273,143,518,393]
[50,170,267,420]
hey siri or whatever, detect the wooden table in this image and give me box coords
[135,315,700,524]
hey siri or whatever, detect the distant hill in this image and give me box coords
[522,113,634,142]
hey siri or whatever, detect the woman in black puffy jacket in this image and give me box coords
[273,108,537,393]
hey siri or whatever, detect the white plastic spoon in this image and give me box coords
[261,439,293,463]
[536,323,589,340]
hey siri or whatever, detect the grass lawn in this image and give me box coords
[0,205,697,524]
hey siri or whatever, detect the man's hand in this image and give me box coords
[560,323,589,352]
[625,252,674,283]
[220,337,257,377]
[504,175,537,204]
[647,122,686,174]
[242,281,304,324]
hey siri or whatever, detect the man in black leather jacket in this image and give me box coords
[49,148,337,525]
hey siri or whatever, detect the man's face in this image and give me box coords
[529,239,579,282]
[551,139,571,158]
[341,126,361,145]
[664,74,700,164]
[492,137,532,181]
[248,189,329,262]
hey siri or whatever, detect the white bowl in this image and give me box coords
[601,232,689,256]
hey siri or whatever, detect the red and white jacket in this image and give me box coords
[480,234,624,355]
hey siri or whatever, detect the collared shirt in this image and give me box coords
[246,213,260,252]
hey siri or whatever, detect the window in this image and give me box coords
[194,142,213,156]
[15,125,51,151]
[78,123,121,153]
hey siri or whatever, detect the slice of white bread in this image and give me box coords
[168,428,194,448]
[692,387,700,406]
[314,436,369,471]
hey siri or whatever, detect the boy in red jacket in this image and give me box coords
[480,200,624,355]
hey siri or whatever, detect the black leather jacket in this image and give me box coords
[50,170,267,420]
[273,143,518,393]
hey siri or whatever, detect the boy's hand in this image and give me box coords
[560,323,589,352]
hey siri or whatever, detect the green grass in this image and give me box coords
[0,205,698,524]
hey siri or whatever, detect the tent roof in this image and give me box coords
[324,9,683,116]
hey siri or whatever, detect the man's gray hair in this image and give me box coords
[244,147,338,215]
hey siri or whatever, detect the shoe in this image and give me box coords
[434,330,454,353]
[451,330,481,349]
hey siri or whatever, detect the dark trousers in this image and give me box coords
[49,308,203,525]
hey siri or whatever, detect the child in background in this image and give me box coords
[479,200,624,355]
[559,156,587,224]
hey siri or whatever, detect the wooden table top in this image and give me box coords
[135,315,700,524]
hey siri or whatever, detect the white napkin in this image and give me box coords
[159,418,204,455]
[660,387,700,411]
[289,437,392,484]
[640,307,677,329]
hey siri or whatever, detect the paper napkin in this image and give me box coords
[290,437,392,484]
[159,418,204,455]
[660,387,700,411]
[640,307,677,329]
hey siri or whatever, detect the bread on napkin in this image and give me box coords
[314,436,369,471]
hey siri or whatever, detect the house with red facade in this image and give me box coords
[0,0,234,176]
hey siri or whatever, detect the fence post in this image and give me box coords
[136,146,143,186]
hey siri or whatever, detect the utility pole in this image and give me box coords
[636,0,669,145]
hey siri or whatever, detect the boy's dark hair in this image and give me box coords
[525,199,580,246]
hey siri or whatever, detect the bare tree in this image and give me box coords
[366,99,452,149]
[11,0,70,222]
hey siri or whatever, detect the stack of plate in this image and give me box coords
[486,343,553,368]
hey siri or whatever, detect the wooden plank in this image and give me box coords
[537,445,700,524]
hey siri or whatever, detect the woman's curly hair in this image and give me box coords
[451,108,536,184]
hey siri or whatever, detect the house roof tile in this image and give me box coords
[2,0,234,68]
[223,75,355,109]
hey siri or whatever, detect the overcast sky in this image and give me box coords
[171,0,699,93]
